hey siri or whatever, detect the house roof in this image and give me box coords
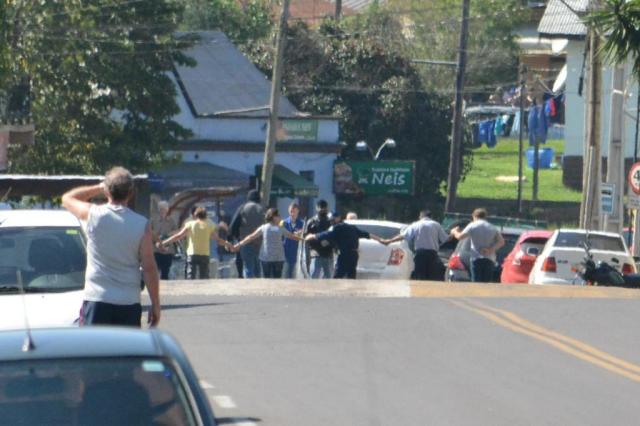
[174,31,300,118]
[334,0,385,12]
[537,0,588,39]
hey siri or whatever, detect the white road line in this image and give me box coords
[211,395,237,409]
[199,380,215,389]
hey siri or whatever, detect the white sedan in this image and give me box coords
[0,210,86,330]
[346,219,413,279]
[529,229,636,285]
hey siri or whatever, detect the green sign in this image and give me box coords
[278,119,318,142]
[334,161,415,195]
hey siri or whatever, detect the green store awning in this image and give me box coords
[257,164,319,198]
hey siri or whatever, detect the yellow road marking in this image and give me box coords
[449,298,640,383]
[409,283,640,299]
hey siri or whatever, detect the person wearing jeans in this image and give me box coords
[234,208,302,279]
[450,208,504,283]
[230,190,264,278]
[305,200,334,279]
[282,202,304,279]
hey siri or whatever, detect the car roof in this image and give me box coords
[0,210,81,228]
[346,219,407,229]
[0,328,167,361]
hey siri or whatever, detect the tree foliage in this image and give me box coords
[2,0,192,174]
[589,0,640,78]
[180,0,273,45]
[250,13,463,218]
[383,0,531,99]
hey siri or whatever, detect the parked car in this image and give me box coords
[500,230,553,284]
[0,327,216,425]
[0,210,86,330]
[445,227,525,282]
[345,219,414,279]
[529,229,637,285]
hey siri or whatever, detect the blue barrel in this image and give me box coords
[526,147,554,169]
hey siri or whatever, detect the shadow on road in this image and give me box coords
[216,417,262,424]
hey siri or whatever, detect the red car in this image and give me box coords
[500,230,553,284]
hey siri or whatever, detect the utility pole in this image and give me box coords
[335,0,342,20]
[444,0,470,212]
[260,0,290,207]
[580,25,602,230]
[603,65,625,233]
[516,65,527,214]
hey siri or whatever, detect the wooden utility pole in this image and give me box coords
[516,65,527,214]
[260,0,290,207]
[444,0,470,212]
[603,65,625,233]
[335,0,342,20]
[580,28,602,230]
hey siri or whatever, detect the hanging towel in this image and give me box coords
[511,111,521,137]
[486,120,497,148]
[528,105,548,146]
[494,116,504,136]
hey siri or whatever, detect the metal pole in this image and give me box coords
[517,66,526,214]
[444,0,470,212]
[532,103,540,204]
[260,0,290,207]
[604,66,625,233]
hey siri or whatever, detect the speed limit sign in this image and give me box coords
[629,162,640,194]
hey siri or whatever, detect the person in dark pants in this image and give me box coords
[304,200,334,278]
[230,190,265,278]
[305,211,385,279]
[151,201,177,280]
[450,208,505,282]
[62,167,161,328]
[161,207,232,279]
[234,208,303,278]
[383,209,449,281]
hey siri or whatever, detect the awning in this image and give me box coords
[150,162,250,194]
[256,164,319,198]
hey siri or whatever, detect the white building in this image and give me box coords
[538,0,639,189]
[157,31,340,218]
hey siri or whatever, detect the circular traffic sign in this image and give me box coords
[629,162,640,194]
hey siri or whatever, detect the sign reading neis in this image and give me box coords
[277,120,319,142]
[334,161,415,195]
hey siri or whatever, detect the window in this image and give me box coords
[554,232,625,252]
[0,357,196,426]
[0,227,86,291]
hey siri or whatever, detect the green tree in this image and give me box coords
[589,0,640,77]
[180,0,273,45]
[4,0,193,174]
[251,16,458,219]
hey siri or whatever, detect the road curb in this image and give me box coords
[158,280,640,299]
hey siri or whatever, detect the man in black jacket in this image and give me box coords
[304,199,334,278]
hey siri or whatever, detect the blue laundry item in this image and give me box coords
[527,105,548,146]
[472,123,482,147]
[494,116,504,136]
[478,119,496,147]
[511,111,521,136]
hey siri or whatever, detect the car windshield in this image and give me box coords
[0,357,197,426]
[351,224,403,240]
[0,227,86,292]
[554,232,626,252]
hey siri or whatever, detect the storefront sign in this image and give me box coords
[278,120,319,142]
[334,161,415,195]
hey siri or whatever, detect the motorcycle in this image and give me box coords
[575,241,640,288]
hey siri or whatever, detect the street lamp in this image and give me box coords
[355,138,396,160]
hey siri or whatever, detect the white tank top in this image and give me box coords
[84,204,148,305]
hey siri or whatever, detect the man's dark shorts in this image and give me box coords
[80,301,142,327]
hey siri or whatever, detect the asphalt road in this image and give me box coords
[154,281,640,426]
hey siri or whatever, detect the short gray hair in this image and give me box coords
[104,167,134,202]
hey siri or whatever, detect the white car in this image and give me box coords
[0,210,86,330]
[346,219,413,279]
[529,229,636,285]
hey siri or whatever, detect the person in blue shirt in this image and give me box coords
[305,211,385,279]
[281,202,304,278]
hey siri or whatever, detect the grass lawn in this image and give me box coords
[456,138,582,202]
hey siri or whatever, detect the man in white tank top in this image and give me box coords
[62,167,160,327]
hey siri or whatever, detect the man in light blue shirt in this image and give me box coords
[450,208,504,283]
[384,210,449,280]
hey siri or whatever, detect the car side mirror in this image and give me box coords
[526,247,540,256]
